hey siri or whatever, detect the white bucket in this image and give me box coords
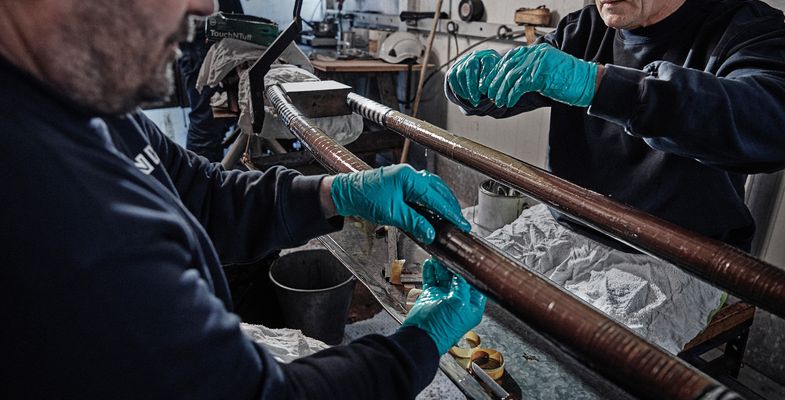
[474,180,533,232]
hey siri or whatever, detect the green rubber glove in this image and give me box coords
[330,165,471,244]
[401,259,486,355]
[486,43,598,108]
[447,49,501,107]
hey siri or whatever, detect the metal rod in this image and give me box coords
[221,132,247,169]
[266,84,738,400]
[347,92,785,321]
[248,0,304,133]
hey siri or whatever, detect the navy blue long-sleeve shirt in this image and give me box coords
[0,55,438,399]
[447,0,785,250]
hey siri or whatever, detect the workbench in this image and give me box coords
[316,218,634,400]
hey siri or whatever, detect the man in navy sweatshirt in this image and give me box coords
[0,0,485,399]
[448,0,785,250]
[445,0,785,352]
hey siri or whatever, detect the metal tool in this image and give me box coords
[399,11,449,23]
[248,0,304,134]
[470,362,511,400]
[302,18,338,38]
[279,81,352,118]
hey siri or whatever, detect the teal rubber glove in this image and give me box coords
[401,259,486,355]
[446,49,501,107]
[486,43,598,108]
[330,165,471,244]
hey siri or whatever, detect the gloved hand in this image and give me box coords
[447,49,501,107]
[331,164,470,244]
[401,259,486,355]
[485,43,598,108]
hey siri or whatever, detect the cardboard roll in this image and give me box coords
[404,287,423,311]
[458,0,484,22]
[471,348,505,380]
[452,346,506,381]
[448,331,481,358]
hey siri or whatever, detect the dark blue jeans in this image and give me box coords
[178,41,232,162]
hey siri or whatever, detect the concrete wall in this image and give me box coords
[765,0,785,9]
[241,0,324,26]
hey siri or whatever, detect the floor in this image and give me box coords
[714,356,785,400]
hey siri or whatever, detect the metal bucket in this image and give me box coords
[474,179,532,232]
[269,250,357,345]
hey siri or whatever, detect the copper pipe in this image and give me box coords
[266,85,738,400]
[347,92,785,320]
[221,132,247,169]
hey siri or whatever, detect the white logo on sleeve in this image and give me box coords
[133,145,161,175]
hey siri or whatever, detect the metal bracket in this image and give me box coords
[280,80,352,118]
[248,0,305,134]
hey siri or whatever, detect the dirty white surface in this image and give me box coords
[240,323,330,363]
[465,204,725,355]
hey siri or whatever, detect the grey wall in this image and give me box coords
[241,0,324,26]
[764,0,785,9]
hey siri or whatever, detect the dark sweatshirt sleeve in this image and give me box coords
[74,222,436,400]
[274,327,439,399]
[134,113,343,264]
[588,23,785,173]
[103,226,437,400]
[5,136,439,400]
[104,232,438,400]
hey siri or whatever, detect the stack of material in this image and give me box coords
[196,38,363,144]
[464,204,725,355]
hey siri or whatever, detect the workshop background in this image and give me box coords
[145,0,785,396]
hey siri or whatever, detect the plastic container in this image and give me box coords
[269,250,356,345]
[474,179,532,232]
